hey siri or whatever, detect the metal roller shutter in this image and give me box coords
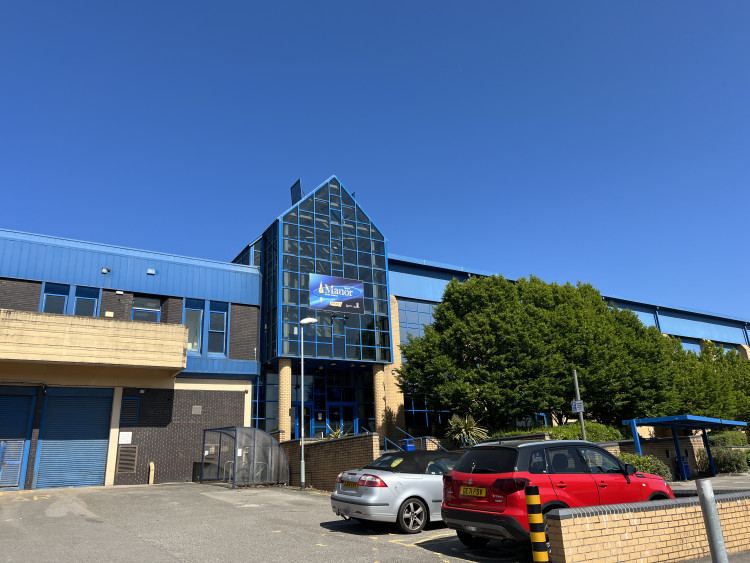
[0,389,36,489]
[35,388,113,489]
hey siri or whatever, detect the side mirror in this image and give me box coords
[625,464,637,475]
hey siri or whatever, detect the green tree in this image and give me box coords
[398,275,676,429]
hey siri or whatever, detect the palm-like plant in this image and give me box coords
[446,414,489,445]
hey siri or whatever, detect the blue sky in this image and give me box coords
[2,2,749,319]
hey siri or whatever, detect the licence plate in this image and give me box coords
[460,486,486,497]
[343,480,358,489]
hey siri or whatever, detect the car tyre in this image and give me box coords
[396,498,427,533]
[456,531,490,548]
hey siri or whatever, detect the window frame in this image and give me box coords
[132,295,162,323]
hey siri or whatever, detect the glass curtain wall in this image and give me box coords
[278,177,392,363]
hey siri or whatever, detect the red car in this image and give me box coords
[442,440,674,547]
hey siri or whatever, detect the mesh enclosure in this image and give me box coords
[200,427,289,487]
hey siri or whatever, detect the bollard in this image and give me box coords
[696,479,728,563]
[525,485,549,562]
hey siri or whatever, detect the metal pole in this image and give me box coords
[300,326,306,490]
[696,479,728,563]
[572,369,586,441]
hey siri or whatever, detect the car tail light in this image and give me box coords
[491,477,530,495]
[336,472,344,483]
[358,474,388,488]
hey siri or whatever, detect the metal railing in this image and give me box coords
[394,426,449,452]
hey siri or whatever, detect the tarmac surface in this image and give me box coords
[0,474,748,563]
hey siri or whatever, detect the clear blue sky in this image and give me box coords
[2,2,749,319]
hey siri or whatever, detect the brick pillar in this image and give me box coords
[374,294,405,439]
[278,358,292,441]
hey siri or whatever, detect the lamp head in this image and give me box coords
[300,317,318,325]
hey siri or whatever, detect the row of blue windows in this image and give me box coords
[38,282,231,358]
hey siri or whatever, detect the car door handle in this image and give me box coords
[597,482,607,488]
[555,482,567,489]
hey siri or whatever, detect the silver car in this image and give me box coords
[331,451,460,533]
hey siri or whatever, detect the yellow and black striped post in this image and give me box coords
[525,485,549,562]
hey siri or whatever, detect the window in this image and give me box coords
[74,286,99,316]
[42,283,69,314]
[546,447,585,474]
[208,301,228,354]
[132,296,161,322]
[185,299,204,353]
[578,446,622,474]
[41,283,99,316]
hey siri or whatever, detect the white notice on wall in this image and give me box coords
[237,448,243,457]
[119,431,132,445]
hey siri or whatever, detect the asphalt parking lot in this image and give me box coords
[0,483,535,563]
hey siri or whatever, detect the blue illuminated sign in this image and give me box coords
[309,275,364,314]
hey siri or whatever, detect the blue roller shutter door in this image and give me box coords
[0,388,36,489]
[35,388,113,489]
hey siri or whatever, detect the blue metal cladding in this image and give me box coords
[657,310,747,344]
[388,260,471,302]
[0,387,37,489]
[185,356,260,378]
[0,229,260,306]
[34,388,113,489]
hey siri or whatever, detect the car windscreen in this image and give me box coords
[453,447,518,474]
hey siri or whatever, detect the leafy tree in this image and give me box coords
[445,414,489,444]
[398,275,676,429]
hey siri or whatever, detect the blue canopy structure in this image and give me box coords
[622,415,747,481]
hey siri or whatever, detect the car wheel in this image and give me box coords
[456,531,490,548]
[396,498,427,533]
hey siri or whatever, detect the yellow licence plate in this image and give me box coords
[343,480,358,489]
[460,486,486,497]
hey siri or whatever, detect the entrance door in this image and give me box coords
[0,388,37,490]
[328,404,357,436]
[292,405,312,440]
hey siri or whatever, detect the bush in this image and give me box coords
[618,452,673,481]
[697,448,749,474]
[547,422,624,442]
[707,431,748,447]
[490,422,624,442]
[746,450,750,469]
[490,426,548,439]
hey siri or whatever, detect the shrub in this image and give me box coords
[547,422,624,443]
[490,426,548,439]
[618,452,673,481]
[697,448,749,474]
[746,450,750,469]
[707,431,748,447]
[446,415,489,444]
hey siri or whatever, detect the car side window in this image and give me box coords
[578,447,622,474]
[545,447,585,474]
[528,450,547,474]
[425,456,459,475]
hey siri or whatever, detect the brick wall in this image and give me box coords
[100,289,134,320]
[229,304,260,361]
[547,492,750,563]
[0,277,42,311]
[280,433,380,490]
[115,388,245,485]
[161,297,183,324]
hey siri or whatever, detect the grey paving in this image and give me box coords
[0,483,533,563]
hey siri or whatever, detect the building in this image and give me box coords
[2,175,750,490]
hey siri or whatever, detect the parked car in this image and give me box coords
[331,450,460,533]
[442,440,674,547]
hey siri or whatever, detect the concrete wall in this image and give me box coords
[281,433,380,491]
[547,492,750,563]
[0,309,187,370]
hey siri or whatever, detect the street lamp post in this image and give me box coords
[299,317,317,490]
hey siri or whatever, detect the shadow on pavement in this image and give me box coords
[414,535,535,563]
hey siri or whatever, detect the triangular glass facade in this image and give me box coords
[260,177,392,365]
